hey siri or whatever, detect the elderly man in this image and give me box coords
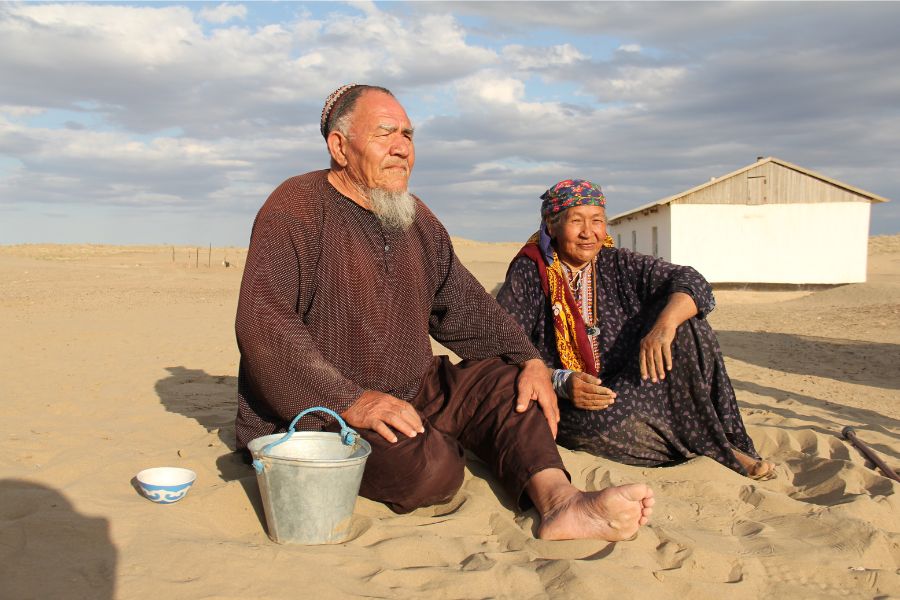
[234,84,654,541]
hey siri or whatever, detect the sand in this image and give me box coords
[1,236,898,599]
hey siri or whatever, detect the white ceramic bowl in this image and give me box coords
[136,467,197,504]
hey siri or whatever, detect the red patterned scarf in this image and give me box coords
[513,233,608,376]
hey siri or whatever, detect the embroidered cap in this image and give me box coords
[320,84,359,139]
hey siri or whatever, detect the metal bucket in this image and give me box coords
[247,407,371,544]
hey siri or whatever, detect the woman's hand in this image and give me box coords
[568,372,617,410]
[639,322,676,383]
[639,292,698,382]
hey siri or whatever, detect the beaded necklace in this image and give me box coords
[561,257,601,369]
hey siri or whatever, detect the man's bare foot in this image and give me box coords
[526,469,654,541]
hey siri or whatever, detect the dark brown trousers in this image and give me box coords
[353,356,566,513]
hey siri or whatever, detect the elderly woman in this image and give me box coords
[497,179,774,479]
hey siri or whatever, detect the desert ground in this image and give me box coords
[1,236,898,599]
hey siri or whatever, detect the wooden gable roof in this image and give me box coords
[608,157,889,224]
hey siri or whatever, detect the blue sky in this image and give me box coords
[1,1,898,245]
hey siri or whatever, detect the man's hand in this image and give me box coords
[639,321,676,383]
[341,390,425,443]
[515,359,560,438]
[568,372,617,410]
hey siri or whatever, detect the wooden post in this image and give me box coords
[171,246,175,262]
[195,248,199,268]
[843,427,900,483]
[208,243,212,267]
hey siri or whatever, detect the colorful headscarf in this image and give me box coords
[540,179,606,219]
[320,84,360,138]
[537,178,612,264]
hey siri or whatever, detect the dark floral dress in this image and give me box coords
[497,246,760,473]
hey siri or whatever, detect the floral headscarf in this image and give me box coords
[540,179,606,219]
[536,179,611,264]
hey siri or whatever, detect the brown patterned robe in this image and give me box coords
[234,169,541,450]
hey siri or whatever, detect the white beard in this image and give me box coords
[368,187,416,231]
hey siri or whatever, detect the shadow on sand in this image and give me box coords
[0,479,117,599]
[154,365,238,450]
[153,366,268,529]
[732,378,900,461]
[718,330,900,391]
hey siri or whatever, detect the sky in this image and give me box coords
[1,1,898,246]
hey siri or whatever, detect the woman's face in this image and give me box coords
[549,204,607,269]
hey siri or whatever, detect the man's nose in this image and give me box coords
[390,137,411,157]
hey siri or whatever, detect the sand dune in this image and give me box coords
[1,236,897,599]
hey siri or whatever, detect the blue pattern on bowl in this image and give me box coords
[136,467,196,504]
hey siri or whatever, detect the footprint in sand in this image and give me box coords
[652,527,746,583]
[731,519,770,539]
[761,559,888,597]
[650,526,695,570]
[792,429,853,461]
[785,456,895,506]
[654,538,692,570]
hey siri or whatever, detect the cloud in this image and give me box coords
[0,113,320,215]
[594,65,686,101]
[0,3,494,138]
[1,1,898,244]
[199,3,247,24]
[0,105,45,118]
[502,43,586,70]
[315,10,496,86]
[464,75,525,105]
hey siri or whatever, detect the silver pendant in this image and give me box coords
[586,325,600,337]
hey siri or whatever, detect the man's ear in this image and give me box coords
[327,131,349,167]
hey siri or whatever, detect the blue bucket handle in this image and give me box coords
[252,407,359,474]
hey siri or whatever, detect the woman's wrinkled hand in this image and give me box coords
[568,372,617,410]
[639,322,677,382]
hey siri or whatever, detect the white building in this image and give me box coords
[607,157,889,284]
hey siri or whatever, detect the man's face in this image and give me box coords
[550,205,607,268]
[344,91,415,193]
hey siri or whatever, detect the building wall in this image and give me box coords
[608,204,672,259]
[669,202,871,283]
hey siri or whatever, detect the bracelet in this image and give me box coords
[551,369,574,400]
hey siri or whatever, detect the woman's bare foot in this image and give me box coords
[732,448,776,480]
[526,469,654,541]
